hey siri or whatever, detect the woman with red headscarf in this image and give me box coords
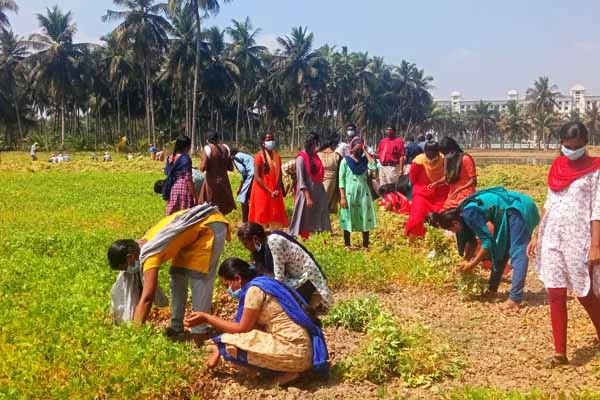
[529,121,600,368]
[405,141,449,243]
[289,132,332,238]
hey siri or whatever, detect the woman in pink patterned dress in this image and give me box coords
[529,122,600,367]
[164,135,197,215]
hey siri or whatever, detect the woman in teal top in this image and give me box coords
[427,187,540,310]
[339,137,378,251]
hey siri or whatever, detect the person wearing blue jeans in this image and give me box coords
[427,186,540,310]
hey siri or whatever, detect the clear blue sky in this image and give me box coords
[9,0,600,100]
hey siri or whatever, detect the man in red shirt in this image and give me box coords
[377,126,405,185]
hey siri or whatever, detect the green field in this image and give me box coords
[2,152,595,399]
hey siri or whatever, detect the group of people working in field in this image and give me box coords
[107,120,600,383]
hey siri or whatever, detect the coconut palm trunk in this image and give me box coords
[190,2,202,153]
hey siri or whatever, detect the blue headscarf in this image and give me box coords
[213,276,329,377]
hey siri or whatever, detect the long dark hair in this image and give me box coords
[439,137,463,155]
[237,222,268,243]
[426,208,462,230]
[304,132,320,174]
[218,257,258,282]
[173,135,191,154]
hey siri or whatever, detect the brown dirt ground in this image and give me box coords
[149,267,600,399]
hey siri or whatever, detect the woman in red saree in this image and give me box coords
[248,133,288,228]
[405,141,448,243]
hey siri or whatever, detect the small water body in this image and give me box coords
[474,157,553,166]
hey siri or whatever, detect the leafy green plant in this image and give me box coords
[324,296,382,332]
[338,311,464,387]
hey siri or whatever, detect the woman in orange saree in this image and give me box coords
[248,133,288,228]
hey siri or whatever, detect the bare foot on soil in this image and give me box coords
[498,299,523,312]
[205,345,220,369]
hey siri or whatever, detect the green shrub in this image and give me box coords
[445,386,600,400]
[338,311,464,387]
[324,296,382,332]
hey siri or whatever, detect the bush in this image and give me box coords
[338,310,464,387]
[324,296,382,332]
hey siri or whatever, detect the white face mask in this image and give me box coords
[561,145,585,161]
[127,260,141,274]
[347,130,356,138]
[264,141,275,151]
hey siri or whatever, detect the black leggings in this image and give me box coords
[343,230,370,248]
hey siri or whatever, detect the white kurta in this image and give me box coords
[268,235,333,307]
[535,170,600,297]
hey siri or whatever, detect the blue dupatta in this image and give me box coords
[213,276,329,377]
[344,155,368,175]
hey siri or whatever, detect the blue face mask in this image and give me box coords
[255,242,262,252]
[227,286,242,299]
[264,141,275,151]
[127,260,141,274]
[561,145,586,161]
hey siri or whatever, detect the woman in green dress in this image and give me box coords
[339,137,378,251]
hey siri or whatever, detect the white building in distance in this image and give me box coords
[434,84,600,115]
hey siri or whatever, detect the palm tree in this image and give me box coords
[100,32,133,136]
[103,0,172,144]
[0,28,28,141]
[526,76,560,148]
[227,17,266,144]
[168,0,232,153]
[28,6,93,149]
[467,101,497,149]
[200,26,239,136]
[497,100,529,149]
[585,102,600,145]
[274,26,324,148]
[164,3,196,136]
[0,0,18,29]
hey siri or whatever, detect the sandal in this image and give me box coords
[543,354,569,368]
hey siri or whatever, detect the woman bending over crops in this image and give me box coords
[428,136,477,210]
[427,187,540,310]
[184,258,329,385]
[238,222,332,310]
[528,122,600,368]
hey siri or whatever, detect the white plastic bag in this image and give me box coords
[111,271,142,324]
[111,269,169,324]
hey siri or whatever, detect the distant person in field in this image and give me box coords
[103,151,112,162]
[317,133,341,214]
[339,137,378,251]
[149,143,157,160]
[199,131,236,216]
[429,137,477,210]
[405,141,448,244]
[107,204,230,343]
[184,257,329,385]
[427,187,540,311]
[248,133,288,229]
[528,122,600,368]
[164,135,196,216]
[377,125,405,186]
[30,142,38,161]
[237,222,333,309]
[289,132,332,239]
[230,148,254,223]
[403,136,423,174]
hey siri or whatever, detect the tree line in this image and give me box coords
[0,0,597,152]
